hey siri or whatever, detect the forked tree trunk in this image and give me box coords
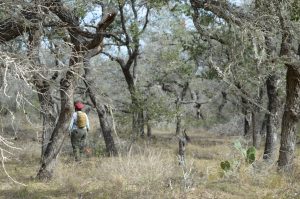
[36,69,75,180]
[28,30,57,157]
[175,82,189,135]
[121,66,145,137]
[83,49,118,156]
[264,75,279,160]
[85,79,118,156]
[278,66,300,170]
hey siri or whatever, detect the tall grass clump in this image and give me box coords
[52,146,181,198]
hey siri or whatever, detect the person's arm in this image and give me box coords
[68,113,76,133]
[86,114,90,132]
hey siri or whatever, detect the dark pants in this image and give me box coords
[71,128,87,161]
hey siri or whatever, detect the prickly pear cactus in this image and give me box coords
[220,160,231,172]
[246,146,256,164]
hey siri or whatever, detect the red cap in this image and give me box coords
[74,102,84,110]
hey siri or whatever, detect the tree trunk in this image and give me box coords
[178,136,186,165]
[241,97,250,136]
[132,108,144,137]
[260,113,267,136]
[83,48,118,156]
[175,96,181,136]
[264,75,279,160]
[86,85,118,156]
[252,86,264,149]
[146,112,152,138]
[175,114,182,136]
[147,120,152,138]
[121,66,144,137]
[132,107,144,138]
[278,66,300,171]
[86,82,118,156]
[218,91,227,117]
[244,115,250,136]
[252,111,260,148]
[131,93,144,137]
[97,106,118,156]
[175,82,189,135]
[36,70,74,180]
[36,45,79,180]
[37,90,56,157]
[138,111,144,137]
[27,30,57,158]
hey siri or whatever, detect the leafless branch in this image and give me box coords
[101,51,126,68]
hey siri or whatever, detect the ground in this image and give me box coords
[0,127,299,199]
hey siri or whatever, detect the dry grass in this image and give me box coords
[0,128,300,199]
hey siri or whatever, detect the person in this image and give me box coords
[69,101,90,161]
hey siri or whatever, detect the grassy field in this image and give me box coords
[0,127,300,199]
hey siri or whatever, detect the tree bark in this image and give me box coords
[131,94,144,137]
[264,74,279,160]
[276,1,299,170]
[146,119,152,138]
[175,82,189,135]
[105,1,149,138]
[241,95,251,136]
[122,68,144,137]
[175,114,182,136]
[278,66,300,171]
[175,96,182,136]
[252,86,264,148]
[27,29,57,157]
[244,115,250,136]
[252,111,260,148]
[218,91,227,115]
[96,106,118,156]
[260,113,267,136]
[36,83,56,157]
[36,68,75,180]
[138,110,145,137]
[83,48,118,156]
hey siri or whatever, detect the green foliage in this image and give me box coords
[129,22,139,39]
[198,11,215,26]
[233,140,247,157]
[94,144,106,157]
[74,0,88,18]
[145,94,177,122]
[200,68,219,79]
[220,141,256,176]
[246,146,256,164]
[291,0,300,21]
[147,0,169,8]
[233,140,256,164]
[170,3,192,16]
[220,160,231,172]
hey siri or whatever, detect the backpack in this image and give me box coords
[77,111,87,128]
